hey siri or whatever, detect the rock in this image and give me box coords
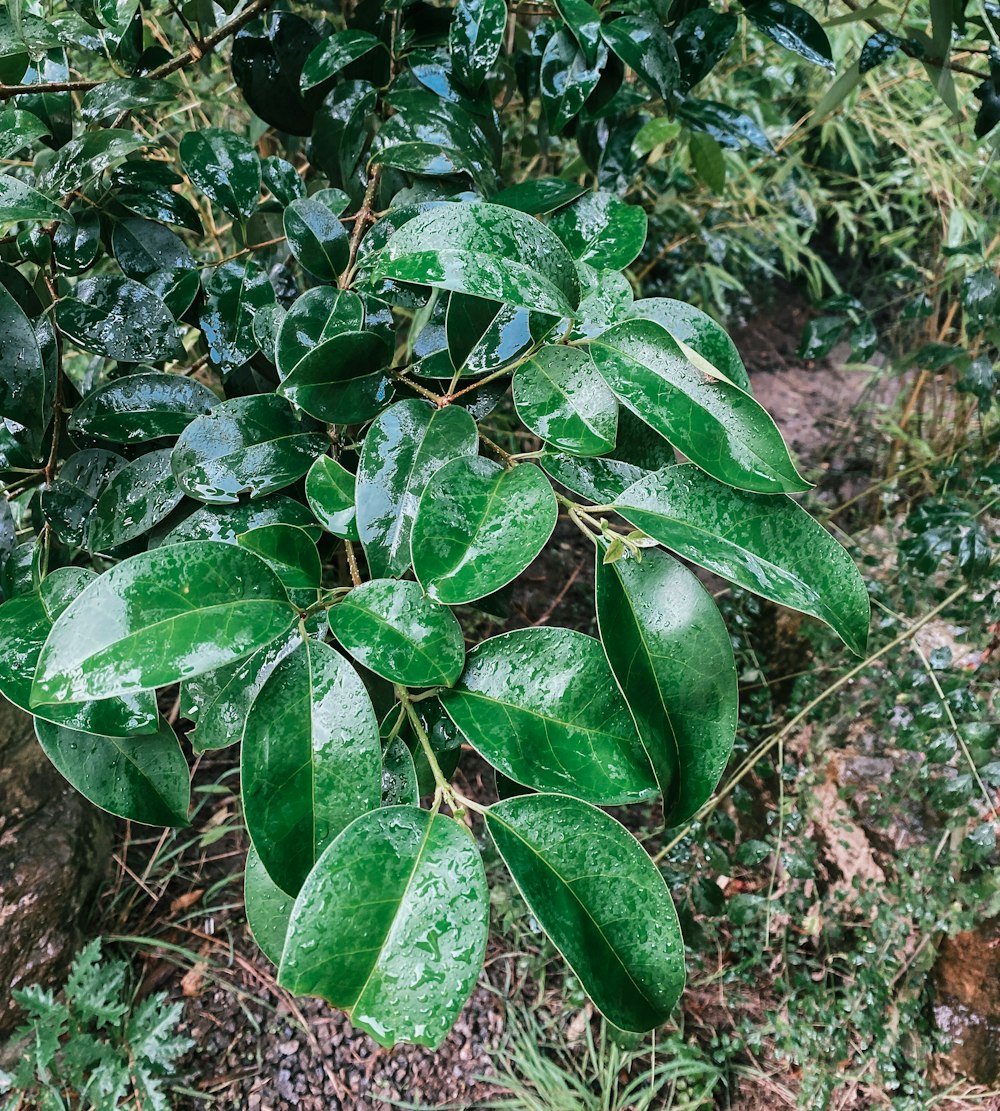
[933,917,1000,1084]
[0,699,113,1033]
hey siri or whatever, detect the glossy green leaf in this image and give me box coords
[283,197,349,281]
[305,456,358,541]
[34,715,190,827]
[677,99,773,154]
[242,637,381,894]
[300,30,385,92]
[275,287,365,381]
[440,628,655,803]
[0,109,49,158]
[89,448,185,551]
[485,793,685,1031]
[80,77,177,123]
[595,546,737,823]
[237,524,322,591]
[602,14,679,99]
[53,210,101,275]
[0,281,45,433]
[541,451,647,505]
[381,736,419,806]
[279,805,489,1049]
[276,330,391,422]
[674,10,738,91]
[449,0,506,89]
[555,0,602,64]
[172,394,327,505]
[689,132,726,193]
[0,567,158,737]
[68,371,219,444]
[491,178,586,216]
[31,540,296,705]
[412,457,559,605]
[57,276,182,363]
[179,128,261,222]
[513,345,617,456]
[373,203,581,318]
[186,631,298,753]
[745,0,835,68]
[590,319,808,494]
[549,192,648,271]
[330,579,466,688]
[41,449,126,547]
[162,496,320,546]
[39,130,146,195]
[245,845,294,966]
[231,12,322,137]
[630,298,750,391]
[614,464,871,654]
[357,399,479,578]
[200,259,276,373]
[444,294,536,378]
[0,175,68,225]
[540,29,607,132]
[261,156,305,205]
[112,217,194,281]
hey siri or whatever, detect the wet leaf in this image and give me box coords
[745,0,835,69]
[614,464,871,654]
[57,276,182,363]
[283,197,349,281]
[513,345,617,456]
[485,793,685,1031]
[89,448,185,551]
[279,805,489,1049]
[0,281,46,433]
[171,394,327,505]
[276,330,392,422]
[179,128,261,222]
[549,191,647,271]
[601,13,679,99]
[199,259,276,374]
[590,319,808,494]
[242,637,381,894]
[596,546,737,823]
[356,399,479,578]
[440,627,656,803]
[245,845,294,965]
[31,540,296,704]
[412,457,558,604]
[305,455,359,541]
[237,524,322,591]
[330,578,466,688]
[68,371,219,444]
[630,298,750,391]
[449,0,506,89]
[0,175,68,224]
[35,715,190,827]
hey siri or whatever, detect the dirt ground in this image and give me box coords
[102,305,946,1109]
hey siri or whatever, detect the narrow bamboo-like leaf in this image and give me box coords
[356,399,479,578]
[412,457,558,604]
[245,845,294,966]
[440,628,656,803]
[329,578,466,688]
[590,319,809,494]
[485,793,685,1032]
[513,345,617,456]
[242,638,382,895]
[179,128,261,222]
[171,394,327,505]
[595,546,737,822]
[373,203,581,318]
[279,805,489,1049]
[68,372,220,443]
[31,541,296,705]
[614,464,870,654]
[0,567,159,736]
[34,715,190,827]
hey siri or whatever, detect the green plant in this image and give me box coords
[0,0,873,1050]
[0,939,191,1111]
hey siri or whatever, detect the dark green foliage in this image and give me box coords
[0,0,891,1052]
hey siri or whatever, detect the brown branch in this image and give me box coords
[0,0,276,102]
